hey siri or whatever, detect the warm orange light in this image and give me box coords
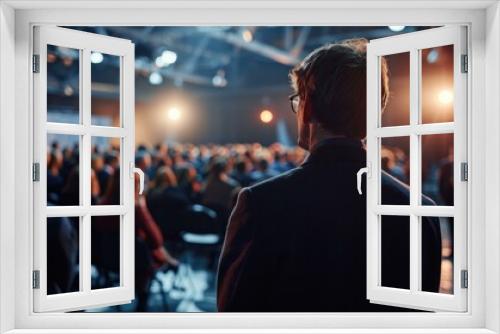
[260,110,273,123]
[167,107,182,122]
[438,89,453,105]
[242,30,253,43]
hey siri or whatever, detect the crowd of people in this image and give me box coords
[46,139,307,310]
[46,136,454,309]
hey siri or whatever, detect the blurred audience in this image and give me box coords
[45,139,306,309]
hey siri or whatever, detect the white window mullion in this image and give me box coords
[33,26,135,312]
[409,48,420,293]
[121,45,135,292]
[81,48,92,294]
[366,25,467,312]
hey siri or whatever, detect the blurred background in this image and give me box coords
[45,26,454,313]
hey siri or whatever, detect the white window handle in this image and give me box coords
[130,162,145,195]
[357,167,368,195]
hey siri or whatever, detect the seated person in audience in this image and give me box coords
[47,149,65,204]
[217,39,442,312]
[147,166,191,242]
[47,215,79,295]
[202,158,241,225]
[250,157,278,184]
[97,168,178,311]
[230,158,254,188]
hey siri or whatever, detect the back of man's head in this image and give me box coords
[289,38,389,139]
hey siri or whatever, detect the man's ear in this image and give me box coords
[303,94,314,124]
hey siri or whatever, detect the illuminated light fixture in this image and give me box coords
[438,89,453,105]
[388,26,406,32]
[242,29,253,43]
[212,70,227,87]
[90,52,104,64]
[149,72,163,85]
[260,110,273,123]
[427,49,439,63]
[63,85,74,96]
[167,107,182,122]
[156,50,177,68]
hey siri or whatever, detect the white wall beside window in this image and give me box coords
[0,1,499,333]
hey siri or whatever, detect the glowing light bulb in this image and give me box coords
[90,52,104,64]
[242,29,253,43]
[438,89,453,105]
[149,72,163,85]
[388,26,406,32]
[167,107,182,122]
[260,110,273,123]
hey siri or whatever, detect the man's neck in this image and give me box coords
[309,126,346,151]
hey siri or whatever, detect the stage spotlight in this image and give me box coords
[149,72,163,85]
[63,85,74,96]
[212,70,227,87]
[242,29,253,43]
[167,107,182,122]
[260,110,273,123]
[90,52,104,64]
[388,26,406,32]
[438,89,453,105]
[156,50,177,67]
[426,49,439,63]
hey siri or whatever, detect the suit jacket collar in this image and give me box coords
[302,137,366,166]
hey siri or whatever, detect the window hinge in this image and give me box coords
[461,54,468,73]
[32,163,40,182]
[461,269,468,289]
[32,270,40,289]
[461,162,468,181]
[32,54,40,73]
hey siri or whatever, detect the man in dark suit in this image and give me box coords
[217,39,442,312]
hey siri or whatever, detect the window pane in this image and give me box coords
[91,137,121,205]
[421,216,453,295]
[381,215,410,289]
[47,45,80,124]
[421,45,454,124]
[91,53,121,127]
[47,134,80,206]
[380,52,410,127]
[91,216,121,289]
[47,217,80,295]
[421,133,454,206]
[381,136,410,205]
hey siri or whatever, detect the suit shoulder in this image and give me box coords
[381,171,435,205]
[246,166,306,195]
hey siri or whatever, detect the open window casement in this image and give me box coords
[364,25,468,312]
[33,26,137,312]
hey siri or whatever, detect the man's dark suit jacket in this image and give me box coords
[217,138,442,312]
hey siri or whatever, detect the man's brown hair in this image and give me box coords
[290,38,389,139]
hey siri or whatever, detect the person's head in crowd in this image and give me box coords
[62,146,73,163]
[208,158,228,180]
[135,151,152,171]
[105,151,120,170]
[175,163,197,186]
[102,167,121,205]
[92,153,104,172]
[289,38,389,151]
[234,158,249,175]
[48,149,63,174]
[154,166,178,189]
[257,158,269,172]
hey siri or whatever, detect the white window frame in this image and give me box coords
[0,1,498,333]
[32,26,136,312]
[365,26,468,312]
